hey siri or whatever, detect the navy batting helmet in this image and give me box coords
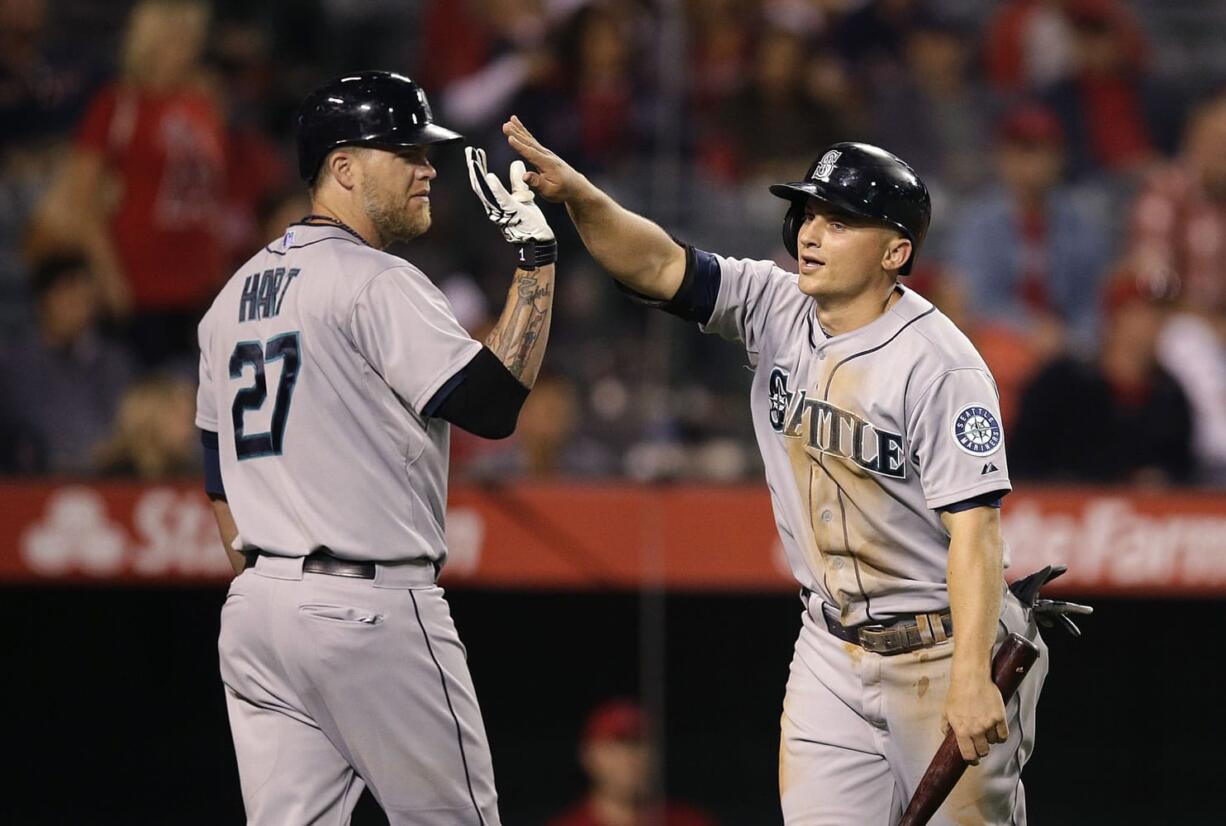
[770,142,931,275]
[295,71,463,184]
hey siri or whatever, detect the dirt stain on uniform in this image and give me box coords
[785,433,826,573]
[944,764,989,825]
[842,641,863,667]
[917,675,930,698]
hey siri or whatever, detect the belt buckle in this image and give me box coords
[857,624,896,654]
[860,624,924,655]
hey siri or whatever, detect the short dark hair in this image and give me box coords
[30,254,91,299]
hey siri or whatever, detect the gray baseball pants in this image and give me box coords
[780,589,1047,825]
[218,554,500,825]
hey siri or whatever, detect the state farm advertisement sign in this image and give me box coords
[1,481,1224,594]
[1003,494,1226,596]
[20,485,229,578]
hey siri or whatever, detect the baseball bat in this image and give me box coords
[897,633,1040,826]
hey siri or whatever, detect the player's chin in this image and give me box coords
[403,206,431,238]
[795,270,829,298]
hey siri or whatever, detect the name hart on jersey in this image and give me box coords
[239,267,301,322]
[770,370,907,479]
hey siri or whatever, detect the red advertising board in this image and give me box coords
[2,481,1224,595]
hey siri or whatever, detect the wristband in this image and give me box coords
[513,239,557,270]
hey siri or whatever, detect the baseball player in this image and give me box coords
[196,72,558,825]
[501,118,1049,824]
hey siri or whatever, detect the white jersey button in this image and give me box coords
[821,509,833,522]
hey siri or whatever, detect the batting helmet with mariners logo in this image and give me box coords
[295,71,463,184]
[770,142,932,275]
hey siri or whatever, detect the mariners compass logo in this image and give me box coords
[953,404,1003,455]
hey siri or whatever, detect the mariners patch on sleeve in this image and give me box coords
[952,404,1002,456]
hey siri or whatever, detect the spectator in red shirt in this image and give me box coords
[548,699,717,826]
[1131,89,1226,315]
[1129,89,1226,481]
[1040,0,1165,178]
[56,0,226,368]
[985,0,1071,95]
[415,0,494,93]
[209,19,293,269]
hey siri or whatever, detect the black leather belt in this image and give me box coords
[803,588,954,656]
[245,549,376,579]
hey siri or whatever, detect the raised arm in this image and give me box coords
[502,116,685,301]
[465,146,558,390]
[484,262,554,390]
[418,146,560,441]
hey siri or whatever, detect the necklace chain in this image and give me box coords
[300,214,368,245]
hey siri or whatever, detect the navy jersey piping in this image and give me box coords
[821,306,937,400]
[816,305,934,618]
[410,591,486,825]
[263,235,364,257]
[290,219,368,243]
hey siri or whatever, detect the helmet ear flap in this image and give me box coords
[782,202,803,259]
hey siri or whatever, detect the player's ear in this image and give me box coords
[323,149,360,191]
[882,236,912,273]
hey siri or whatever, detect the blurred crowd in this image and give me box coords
[2,0,1225,487]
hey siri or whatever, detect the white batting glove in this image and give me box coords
[466,146,555,253]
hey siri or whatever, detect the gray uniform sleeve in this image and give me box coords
[907,368,1012,510]
[348,266,483,414]
[195,314,218,431]
[699,254,791,366]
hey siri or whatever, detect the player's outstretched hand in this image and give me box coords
[941,675,1008,765]
[502,115,587,203]
[465,145,554,244]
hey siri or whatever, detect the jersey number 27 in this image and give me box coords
[229,332,301,460]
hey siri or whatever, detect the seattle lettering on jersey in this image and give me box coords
[239,267,300,322]
[768,368,906,479]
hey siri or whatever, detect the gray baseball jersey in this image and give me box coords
[195,223,481,563]
[699,251,1010,626]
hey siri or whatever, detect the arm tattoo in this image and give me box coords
[486,267,554,387]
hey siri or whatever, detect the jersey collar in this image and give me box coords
[808,284,934,352]
[268,222,366,254]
